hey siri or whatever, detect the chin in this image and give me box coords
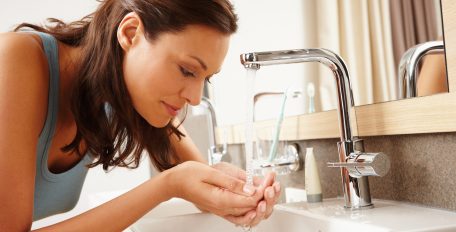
[146,117,171,128]
[137,107,172,128]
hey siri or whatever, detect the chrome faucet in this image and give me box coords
[240,49,390,209]
[398,40,445,99]
[199,97,227,165]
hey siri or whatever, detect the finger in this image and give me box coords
[228,207,257,217]
[251,172,276,189]
[273,181,281,194]
[204,168,256,197]
[200,182,262,212]
[264,186,276,219]
[253,175,264,187]
[208,164,268,206]
[213,162,252,184]
[253,172,275,200]
[186,180,253,217]
[250,200,267,227]
[224,210,256,226]
[272,181,281,202]
[212,162,237,177]
[261,172,276,187]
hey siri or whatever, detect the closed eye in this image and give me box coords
[179,66,196,77]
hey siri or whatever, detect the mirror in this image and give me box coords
[210,0,447,125]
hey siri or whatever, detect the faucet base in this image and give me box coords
[344,203,374,210]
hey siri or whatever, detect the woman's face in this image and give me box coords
[122,24,230,128]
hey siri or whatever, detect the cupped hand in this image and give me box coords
[211,162,281,227]
[167,161,264,220]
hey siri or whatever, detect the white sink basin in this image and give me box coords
[130,198,456,232]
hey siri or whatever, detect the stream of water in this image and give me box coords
[242,68,257,232]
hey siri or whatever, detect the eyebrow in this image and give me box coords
[189,55,208,71]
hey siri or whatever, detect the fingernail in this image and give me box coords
[243,185,255,195]
[268,189,275,199]
[260,202,266,212]
[250,212,256,220]
[274,182,281,193]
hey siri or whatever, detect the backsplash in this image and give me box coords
[225,132,456,211]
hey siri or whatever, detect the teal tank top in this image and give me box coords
[33,32,92,221]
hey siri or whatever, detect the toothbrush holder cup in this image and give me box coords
[252,126,301,176]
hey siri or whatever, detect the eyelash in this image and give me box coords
[179,66,195,77]
[179,66,212,84]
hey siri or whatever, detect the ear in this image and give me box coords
[117,12,144,51]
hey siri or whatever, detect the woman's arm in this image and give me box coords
[37,170,171,231]
[0,33,51,232]
[37,160,262,231]
[38,160,265,231]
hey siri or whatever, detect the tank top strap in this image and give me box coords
[34,32,60,161]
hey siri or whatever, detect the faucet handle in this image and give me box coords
[328,152,390,178]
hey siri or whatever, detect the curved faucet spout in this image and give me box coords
[398,40,445,99]
[200,97,227,165]
[241,49,356,142]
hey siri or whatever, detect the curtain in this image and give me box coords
[312,0,396,110]
[390,0,439,68]
[307,0,440,111]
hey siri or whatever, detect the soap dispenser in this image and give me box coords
[304,147,322,202]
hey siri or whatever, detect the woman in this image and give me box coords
[0,0,281,231]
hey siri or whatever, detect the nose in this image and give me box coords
[180,79,205,106]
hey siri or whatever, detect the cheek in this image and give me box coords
[122,52,182,121]
[123,53,160,109]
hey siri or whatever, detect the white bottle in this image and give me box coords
[304,147,322,202]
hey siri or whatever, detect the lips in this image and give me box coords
[162,101,181,117]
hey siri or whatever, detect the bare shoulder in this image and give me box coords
[0,32,49,137]
[0,32,49,82]
[0,32,45,58]
[0,32,49,74]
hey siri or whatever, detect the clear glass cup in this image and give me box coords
[252,126,296,176]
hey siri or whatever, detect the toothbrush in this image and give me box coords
[307,82,315,113]
[267,87,289,162]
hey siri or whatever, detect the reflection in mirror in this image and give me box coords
[309,0,447,111]
[417,50,448,97]
[398,40,447,99]
[210,0,447,125]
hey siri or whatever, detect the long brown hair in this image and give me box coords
[15,0,238,171]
